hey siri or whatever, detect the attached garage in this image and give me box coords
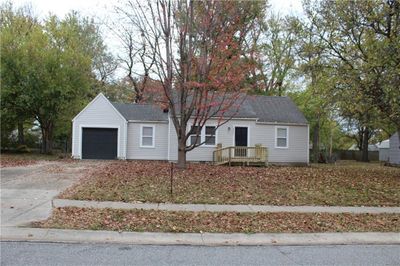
[72,93,127,159]
[81,128,118,159]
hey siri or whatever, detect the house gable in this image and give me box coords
[71,93,127,159]
[72,93,126,123]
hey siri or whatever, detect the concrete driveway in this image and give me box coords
[1,161,100,227]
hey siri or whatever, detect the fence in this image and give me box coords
[314,150,380,162]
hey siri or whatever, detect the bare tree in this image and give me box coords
[119,0,263,168]
[110,3,157,103]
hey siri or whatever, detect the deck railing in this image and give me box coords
[212,144,268,166]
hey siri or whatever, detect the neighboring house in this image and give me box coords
[389,132,400,165]
[377,139,390,162]
[72,93,309,164]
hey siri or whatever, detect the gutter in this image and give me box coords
[256,121,309,126]
[128,120,168,123]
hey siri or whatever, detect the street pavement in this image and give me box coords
[1,241,399,266]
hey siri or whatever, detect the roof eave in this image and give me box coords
[256,121,309,126]
[128,119,168,123]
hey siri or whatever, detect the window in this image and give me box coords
[188,125,217,146]
[204,126,216,146]
[189,125,201,145]
[141,126,154,147]
[276,127,288,148]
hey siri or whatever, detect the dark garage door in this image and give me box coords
[82,128,118,159]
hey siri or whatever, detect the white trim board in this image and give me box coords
[140,124,156,148]
[275,126,289,149]
[167,116,171,160]
[128,120,168,123]
[187,124,218,148]
[256,121,308,126]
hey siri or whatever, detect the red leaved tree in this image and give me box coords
[123,0,264,168]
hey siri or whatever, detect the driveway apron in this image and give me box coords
[1,161,98,227]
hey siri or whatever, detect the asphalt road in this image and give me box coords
[1,242,399,266]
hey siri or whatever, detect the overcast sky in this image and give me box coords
[6,0,303,20]
[4,0,304,78]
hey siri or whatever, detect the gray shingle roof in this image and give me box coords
[111,95,308,124]
[247,95,308,124]
[111,102,168,121]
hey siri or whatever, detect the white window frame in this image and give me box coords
[140,125,155,148]
[203,125,217,147]
[275,126,289,149]
[187,124,218,147]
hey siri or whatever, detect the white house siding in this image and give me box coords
[253,123,309,163]
[184,119,245,162]
[72,95,127,159]
[389,132,400,165]
[168,118,309,163]
[379,148,389,162]
[126,122,168,160]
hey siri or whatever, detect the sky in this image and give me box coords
[6,0,304,20]
[5,0,304,45]
[4,0,304,77]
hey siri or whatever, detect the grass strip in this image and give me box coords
[34,207,400,233]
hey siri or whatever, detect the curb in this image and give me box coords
[1,227,399,246]
[53,199,400,214]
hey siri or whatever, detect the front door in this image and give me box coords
[234,127,248,157]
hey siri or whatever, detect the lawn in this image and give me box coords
[59,160,400,206]
[33,207,400,233]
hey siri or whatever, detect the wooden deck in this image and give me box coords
[212,145,268,166]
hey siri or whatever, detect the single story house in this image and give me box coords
[389,132,400,165]
[71,93,309,164]
[377,139,390,162]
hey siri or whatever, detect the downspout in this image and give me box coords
[124,120,128,159]
[71,121,76,159]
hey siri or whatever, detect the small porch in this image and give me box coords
[212,144,268,166]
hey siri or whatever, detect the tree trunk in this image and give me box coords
[312,117,320,163]
[310,71,320,163]
[41,122,54,154]
[361,127,369,162]
[356,128,363,151]
[177,139,187,169]
[17,121,25,145]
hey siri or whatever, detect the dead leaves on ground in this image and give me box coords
[59,161,400,206]
[0,157,37,168]
[0,153,79,168]
[34,207,400,233]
